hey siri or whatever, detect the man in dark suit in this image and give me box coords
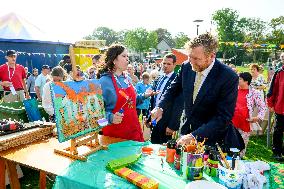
[152,33,244,149]
[148,53,184,144]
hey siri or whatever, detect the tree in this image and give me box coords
[155,28,175,47]
[240,18,268,62]
[241,18,267,43]
[212,8,246,65]
[267,16,284,45]
[116,30,127,44]
[84,27,118,46]
[124,28,158,59]
[212,8,245,42]
[174,32,190,49]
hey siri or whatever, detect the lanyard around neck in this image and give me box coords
[114,73,130,87]
[7,63,15,81]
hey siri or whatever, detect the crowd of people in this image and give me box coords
[0,34,283,161]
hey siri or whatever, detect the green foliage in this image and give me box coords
[116,30,127,44]
[84,26,119,46]
[212,8,245,42]
[267,16,284,45]
[174,32,190,49]
[212,8,276,64]
[124,28,158,54]
[212,8,246,64]
[242,18,267,44]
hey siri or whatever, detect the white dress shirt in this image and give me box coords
[194,60,215,95]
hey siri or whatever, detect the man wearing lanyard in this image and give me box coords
[147,54,184,144]
[0,50,29,102]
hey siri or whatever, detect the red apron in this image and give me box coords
[102,74,144,142]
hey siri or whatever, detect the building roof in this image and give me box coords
[172,48,188,65]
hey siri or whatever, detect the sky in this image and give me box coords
[0,0,283,43]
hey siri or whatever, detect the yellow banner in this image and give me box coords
[73,48,100,71]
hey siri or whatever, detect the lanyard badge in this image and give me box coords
[7,64,16,81]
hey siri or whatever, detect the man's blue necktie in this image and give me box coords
[156,76,167,91]
[154,76,168,106]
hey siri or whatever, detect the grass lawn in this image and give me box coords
[244,134,276,162]
[7,134,282,189]
[236,66,268,80]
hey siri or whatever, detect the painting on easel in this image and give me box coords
[50,80,106,142]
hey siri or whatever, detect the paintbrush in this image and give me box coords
[118,90,129,113]
[161,158,164,172]
[216,143,231,169]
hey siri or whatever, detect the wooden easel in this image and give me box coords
[54,46,107,161]
[54,131,108,161]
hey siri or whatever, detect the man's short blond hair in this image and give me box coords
[185,32,218,55]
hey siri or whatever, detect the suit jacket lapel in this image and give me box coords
[188,71,196,105]
[161,73,176,96]
[193,61,219,106]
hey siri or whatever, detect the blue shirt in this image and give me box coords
[99,72,145,124]
[135,81,152,110]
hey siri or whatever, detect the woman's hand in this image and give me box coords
[112,112,124,124]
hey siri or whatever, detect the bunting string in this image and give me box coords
[0,50,98,57]
[219,42,284,49]
[219,55,237,62]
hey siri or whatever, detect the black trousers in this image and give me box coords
[272,113,284,155]
[150,124,172,144]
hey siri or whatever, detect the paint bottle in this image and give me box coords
[174,145,182,170]
[166,140,176,163]
[203,145,210,162]
[205,150,219,177]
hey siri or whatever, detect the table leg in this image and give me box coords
[6,161,20,189]
[0,159,5,189]
[39,171,46,189]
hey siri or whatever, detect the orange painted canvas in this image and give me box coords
[50,79,105,142]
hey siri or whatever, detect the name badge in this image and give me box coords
[9,85,17,95]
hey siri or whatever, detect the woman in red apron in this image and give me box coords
[98,44,144,142]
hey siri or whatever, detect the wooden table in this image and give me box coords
[0,135,125,189]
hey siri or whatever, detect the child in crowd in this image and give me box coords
[135,72,152,117]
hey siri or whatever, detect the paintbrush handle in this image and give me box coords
[216,144,231,169]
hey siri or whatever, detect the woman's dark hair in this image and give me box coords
[97,44,125,78]
[239,72,252,85]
